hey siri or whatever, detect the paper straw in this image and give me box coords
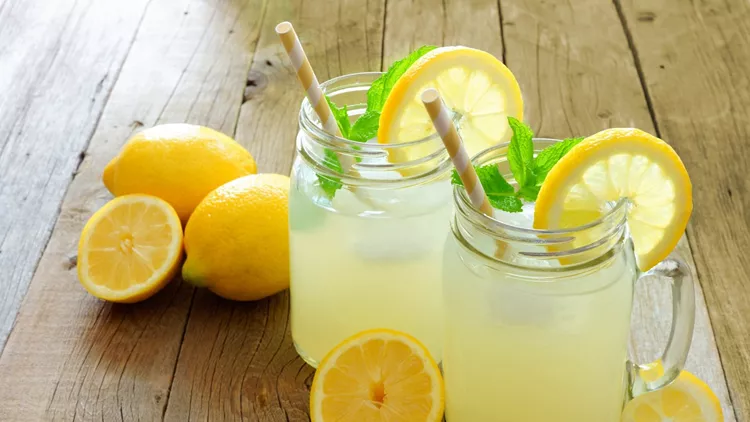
[421,88,493,215]
[421,88,506,257]
[276,21,342,137]
[276,20,362,184]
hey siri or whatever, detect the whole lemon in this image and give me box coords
[103,124,257,222]
[182,174,290,301]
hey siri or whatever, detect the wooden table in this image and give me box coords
[0,0,747,420]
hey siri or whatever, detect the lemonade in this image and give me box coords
[440,138,695,421]
[443,202,636,421]
[285,42,524,368]
[279,23,699,419]
[288,72,455,366]
[290,173,452,365]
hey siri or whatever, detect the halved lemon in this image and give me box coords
[309,329,444,422]
[534,128,692,271]
[77,194,183,303]
[378,46,523,161]
[621,371,723,422]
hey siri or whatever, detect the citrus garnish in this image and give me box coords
[621,371,723,422]
[534,128,692,271]
[378,46,523,161]
[77,194,183,303]
[310,329,444,422]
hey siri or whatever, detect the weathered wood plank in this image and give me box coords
[0,0,152,352]
[383,0,504,63]
[162,1,386,420]
[0,0,264,419]
[498,0,735,417]
[617,0,750,419]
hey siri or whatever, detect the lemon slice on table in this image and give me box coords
[621,371,723,422]
[77,194,183,303]
[310,329,444,422]
[534,128,692,271]
[378,46,523,161]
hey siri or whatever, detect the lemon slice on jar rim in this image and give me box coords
[378,46,523,163]
[533,128,692,271]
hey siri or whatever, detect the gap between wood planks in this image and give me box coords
[613,0,742,419]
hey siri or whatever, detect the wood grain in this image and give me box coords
[0,0,152,352]
[0,0,743,420]
[498,0,735,417]
[617,0,750,419]
[162,0,386,420]
[0,0,264,419]
[383,0,504,64]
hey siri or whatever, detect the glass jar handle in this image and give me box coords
[628,256,696,398]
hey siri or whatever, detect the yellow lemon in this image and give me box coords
[77,194,183,303]
[378,46,523,161]
[103,124,257,222]
[182,174,290,301]
[621,371,723,422]
[310,329,444,422]
[534,128,692,271]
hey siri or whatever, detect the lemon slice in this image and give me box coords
[621,371,723,422]
[310,329,444,422]
[77,194,183,303]
[378,46,523,161]
[534,128,692,271]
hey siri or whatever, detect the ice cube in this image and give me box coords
[331,189,370,216]
[491,201,535,229]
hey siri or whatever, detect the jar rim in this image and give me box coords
[454,140,629,237]
[297,72,453,187]
[452,140,629,268]
[299,72,444,149]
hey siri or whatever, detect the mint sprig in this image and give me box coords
[365,45,437,114]
[326,96,351,138]
[316,45,437,199]
[507,117,535,187]
[531,136,584,184]
[451,164,522,212]
[451,118,584,213]
[318,149,344,199]
[327,45,436,142]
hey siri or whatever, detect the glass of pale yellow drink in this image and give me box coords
[289,72,453,367]
[442,141,695,422]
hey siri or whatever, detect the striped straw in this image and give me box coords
[421,88,493,215]
[276,21,341,137]
[421,88,507,257]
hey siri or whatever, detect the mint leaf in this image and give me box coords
[475,164,515,196]
[489,196,523,213]
[348,110,380,142]
[318,97,347,198]
[367,45,437,112]
[326,96,351,137]
[517,184,540,202]
[316,46,437,198]
[451,164,514,195]
[451,120,586,209]
[318,149,343,199]
[532,137,584,185]
[507,117,535,188]
[346,46,436,142]
[451,164,520,213]
[450,169,463,186]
